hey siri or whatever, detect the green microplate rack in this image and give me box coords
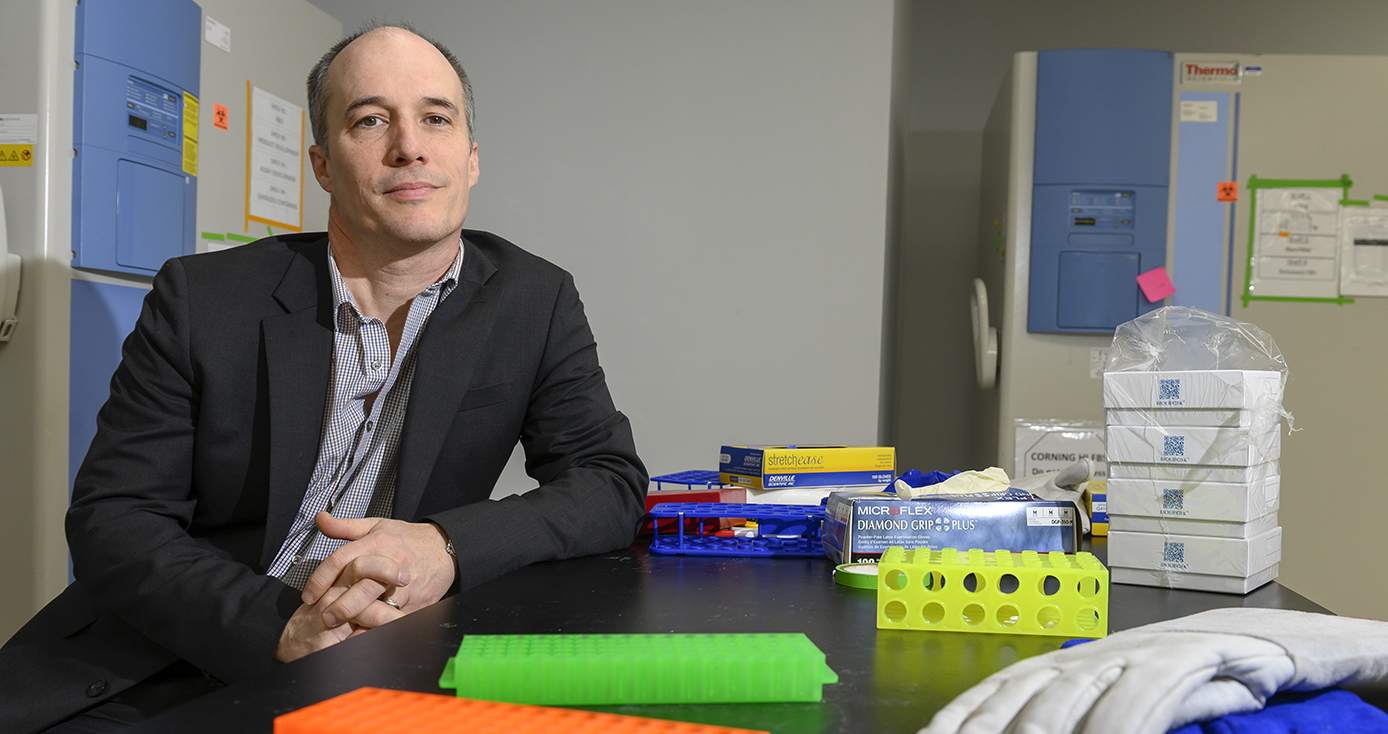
[438,632,838,705]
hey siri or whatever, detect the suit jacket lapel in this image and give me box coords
[259,240,334,568]
[393,236,502,519]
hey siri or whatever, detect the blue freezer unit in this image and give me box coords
[73,0,201,276]
[1028,49,1173,333]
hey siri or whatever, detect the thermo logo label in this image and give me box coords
[1163,435,1185,457]
[1182,61,1242,84]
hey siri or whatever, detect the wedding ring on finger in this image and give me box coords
[380,596,401,610]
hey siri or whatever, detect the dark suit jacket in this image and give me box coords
[0,231,647,732]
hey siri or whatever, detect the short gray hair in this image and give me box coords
[307,21,475,153]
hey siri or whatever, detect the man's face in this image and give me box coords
[309,28,479,253]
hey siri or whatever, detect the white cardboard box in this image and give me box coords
[1106,407,1259,428]
[1014,420,1108,480]
[1107,511,1279,539]
[1106,475,1280,522]
[1108,526,1281,593]
[1103,370,1282,410]
[1107,424,1280,467]
[1107,460,1279,484]
[1110,563,1279,594]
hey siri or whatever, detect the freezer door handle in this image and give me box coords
[0,185,19,343]
[971,278,998,389]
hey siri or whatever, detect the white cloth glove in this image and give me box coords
[1010,459,1093,534]
[896,467,1011,499]
[919,608,1388,734]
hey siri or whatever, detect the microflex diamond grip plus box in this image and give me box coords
[822,489,1080,564]
[719,445,895,490]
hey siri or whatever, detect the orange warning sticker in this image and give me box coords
[214,103,229,131]
[1217,181,1238,202]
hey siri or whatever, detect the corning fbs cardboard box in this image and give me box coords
[822,488,1080,564]
[719,445,895,490]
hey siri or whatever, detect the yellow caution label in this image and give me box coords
[182,91,199,177]
[182,136,198,178]
[0,144,33,167]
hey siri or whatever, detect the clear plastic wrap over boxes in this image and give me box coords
[1104,370,1284,593]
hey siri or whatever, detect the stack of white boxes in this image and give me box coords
[1103,370,1284,593]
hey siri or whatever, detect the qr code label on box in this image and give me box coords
[1163,541,1186,566]
[1163,435,1185,457]
[1162,488,1184,512]
[1160,378,1181,403]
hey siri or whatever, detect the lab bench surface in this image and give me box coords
[127,538,1330,734]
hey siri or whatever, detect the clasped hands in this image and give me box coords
[275,512,456,662]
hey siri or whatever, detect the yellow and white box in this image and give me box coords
[1108,526,1282,594]
[1106,424,1280,467]
[1103,370,1283,411]
[719,445,895,490]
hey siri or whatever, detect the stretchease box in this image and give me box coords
[1106,424,1279,467]
[822,489,1079,564]
[719,445,895,490]
[1108,526,1282,594]
[1103,370,1282,410]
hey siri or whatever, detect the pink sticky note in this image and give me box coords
[1136,266,1176,302]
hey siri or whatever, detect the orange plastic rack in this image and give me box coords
[274,687,770,734]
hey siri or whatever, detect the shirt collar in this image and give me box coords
[327,239,466,316]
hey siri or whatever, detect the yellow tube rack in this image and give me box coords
[876,547,1108,638]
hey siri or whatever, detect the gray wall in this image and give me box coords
[305,0,900,487]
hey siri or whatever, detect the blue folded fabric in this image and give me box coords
[891,469,958,490]
[1168,689,1388,734]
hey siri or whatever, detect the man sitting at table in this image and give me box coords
[0,21,647,733]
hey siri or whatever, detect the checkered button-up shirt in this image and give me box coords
[268,243,463,589]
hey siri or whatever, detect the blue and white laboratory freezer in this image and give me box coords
[971,49,1388,612]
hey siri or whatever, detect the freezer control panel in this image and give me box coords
[1070,190,1134,230]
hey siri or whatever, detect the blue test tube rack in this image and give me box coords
[648,502,826,558]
